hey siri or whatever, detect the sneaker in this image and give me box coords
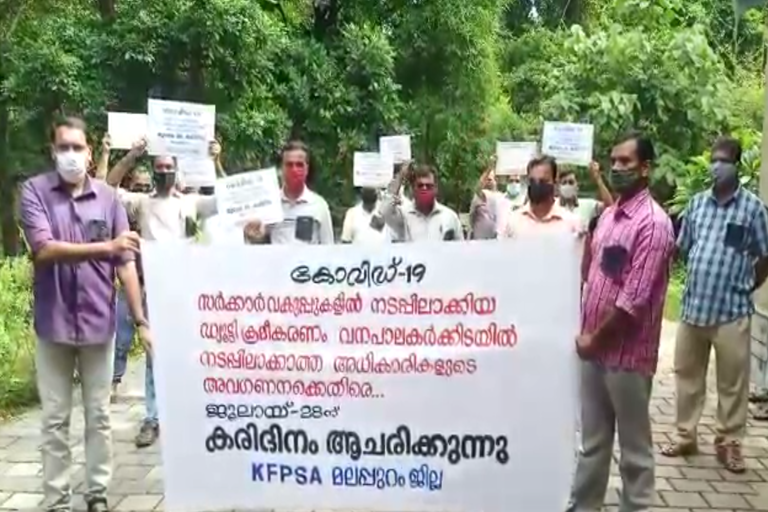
[86,498,108,512]
[135,421,159,448]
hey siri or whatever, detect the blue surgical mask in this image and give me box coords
[506,182,521,198]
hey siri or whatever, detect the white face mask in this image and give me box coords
[55,150,88,184]
[559,183,577,199]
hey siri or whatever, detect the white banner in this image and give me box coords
[214,168,284,227]
[147,99,216,159]
[541,122,594,166]
[353,152,394,188]
[143,238,580,512]
[107,112,147,150]
[495,141,538,175]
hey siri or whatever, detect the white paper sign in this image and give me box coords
[495,141,538,175]
[107,113,147,150]
[353,152,394,188]
[541,122,594,166]
[179,158,217,188]
[142,237,581,512]
[379,135,412,164]
[214,168,283,226]
[146,99,215,159]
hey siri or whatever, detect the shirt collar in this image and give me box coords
[521,202,566,222]
[282,187,310,204]
[149,189,183,199]
[52,172,97,198]
[615,188,651,219]
[407,201,443,218]
[708,184,742,206]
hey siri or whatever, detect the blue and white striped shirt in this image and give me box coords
[679,187,768,326]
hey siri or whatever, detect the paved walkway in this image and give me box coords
[1,322,768,511]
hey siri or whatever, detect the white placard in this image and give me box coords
[495,141,538,175]
[541,122,594,166]
[143,237,581,512]
[353,152,394,188]
[107,113,147,150]
[379,135,412,164]
[147,99,216,159]
[179,158,217,188]
[214,168,283,226]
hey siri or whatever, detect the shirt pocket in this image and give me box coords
[295,215,317,243]
[725,222,748,251]
[600,244,629,282]
[83,218,110,242]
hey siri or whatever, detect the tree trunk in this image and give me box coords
[0,96,20,256]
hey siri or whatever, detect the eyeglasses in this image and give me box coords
[414,183,435,190]
[55,143,86,152]
[131,185,152,193]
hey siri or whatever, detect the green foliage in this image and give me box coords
[0,257,37,416]
[668,128,761,214]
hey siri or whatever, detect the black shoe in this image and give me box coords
[87,498,108,512]
[135,421,159,448]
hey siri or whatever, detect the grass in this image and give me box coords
[664,267,685,322]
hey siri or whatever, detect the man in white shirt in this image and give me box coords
[106,141,219,448]
[380,163,463,242]
[249,140,334,245]
[341,188,391,244]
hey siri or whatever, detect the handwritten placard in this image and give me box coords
[541,122,594,166]
[379,135,412,165]
[214,168,283,226]
[353,152,394,188]
[107,113,147,150]
[495,141,538,175]
[179,158,217,188]
[142,237,580,512]
[146,99,215,159]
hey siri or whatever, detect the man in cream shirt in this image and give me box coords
[106,143,219,448]
[341,188,391,244]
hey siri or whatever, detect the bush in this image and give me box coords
[0,257,38,416]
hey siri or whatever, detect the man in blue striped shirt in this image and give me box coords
[661,136,768,473]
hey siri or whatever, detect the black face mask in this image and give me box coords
[153,172,176,192]
[610,168,640,195]
[527,180,555,204]
[360,189,378,207]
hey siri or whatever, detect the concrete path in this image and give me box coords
[1,321,768,511]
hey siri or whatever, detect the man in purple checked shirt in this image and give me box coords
[18,117,151,512]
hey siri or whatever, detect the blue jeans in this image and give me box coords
[145,356,158,425]
[113,290,134,384]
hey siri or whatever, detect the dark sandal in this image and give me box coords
[753,403,768,421]
[716,441,746,474]
[660,441,698,457]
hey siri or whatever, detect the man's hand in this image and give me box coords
[588,161,601,181]
[109,231,141,255]
[575,333,598,360]
[209,140,222,160]
[137,324,152,357]
[129,138,147,157]
[244,220,267,244]
[101,134,111,154]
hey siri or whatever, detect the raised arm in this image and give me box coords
[106,138,147,187]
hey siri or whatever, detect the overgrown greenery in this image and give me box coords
[0,258,36,417]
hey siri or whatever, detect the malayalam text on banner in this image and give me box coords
[214,168,284,227]
[147,99,216,159]
[142,239,581,512]
[541,121,594,166]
